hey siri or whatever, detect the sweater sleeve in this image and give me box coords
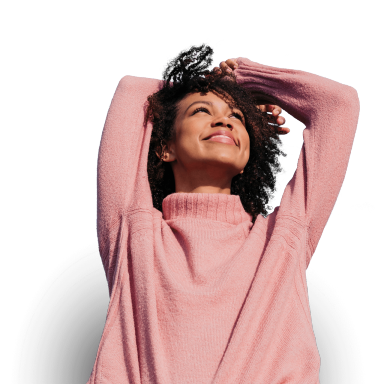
[234,58,360,267]
[97,75,161,290]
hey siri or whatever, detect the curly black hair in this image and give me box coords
[145,44,286,223]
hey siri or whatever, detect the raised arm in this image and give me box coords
[97,75,160,290]
[234,58,360,267]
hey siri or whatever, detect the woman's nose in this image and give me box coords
[215,117,232,128]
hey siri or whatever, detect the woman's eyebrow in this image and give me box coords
[185,100,243,115]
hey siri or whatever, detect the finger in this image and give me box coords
[265,113,285,125]
[259,104,278,113]
[273,106,282,117]
[276,116,285,125]
[276,126,290,135]
[219,61,228,69]
[265,104,282,116]
[220,61,232,73]
[265,105,285,127]
[268,105,282,116]
[213,66,222,74]
[225,58,238,69]
[219,59,238,72]
[257,105,267,112]
[269,116,286,126]
[277,127,290,135]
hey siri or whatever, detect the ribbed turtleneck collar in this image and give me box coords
[162,193,253,225]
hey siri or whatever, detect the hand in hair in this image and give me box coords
[257,104,290,135]
[214,59,290,136]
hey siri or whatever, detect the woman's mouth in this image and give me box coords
[206,135,236,145]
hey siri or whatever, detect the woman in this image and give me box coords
[87,45,359,384]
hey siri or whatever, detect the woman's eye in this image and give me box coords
[193,107,208,115]
[231,112,243,120]
[192,107,242,120]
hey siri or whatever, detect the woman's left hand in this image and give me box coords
[258,104,290,135]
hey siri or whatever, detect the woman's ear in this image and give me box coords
[155,147,163,160]
[155,139,167,161]
[156,141,174,162]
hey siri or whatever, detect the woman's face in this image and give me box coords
[161,91,250,194]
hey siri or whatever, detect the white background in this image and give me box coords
[1,0,383,383]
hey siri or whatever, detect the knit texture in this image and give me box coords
[87,58,360,384]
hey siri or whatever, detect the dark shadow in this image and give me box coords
[10,241,366,384]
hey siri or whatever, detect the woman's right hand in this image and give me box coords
[213,59,239,74]
[215,58,276,104]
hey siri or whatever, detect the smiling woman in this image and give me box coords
[146,45,288,222]
[89,44,359,384]
[154,91,250,195]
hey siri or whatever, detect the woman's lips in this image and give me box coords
[206,135,236,145]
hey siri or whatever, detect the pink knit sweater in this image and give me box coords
[86,58,359,384]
